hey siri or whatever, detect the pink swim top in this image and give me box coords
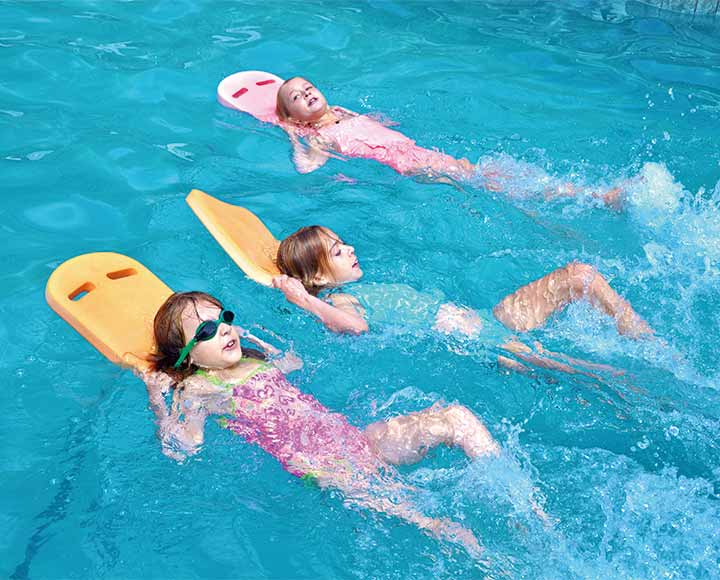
[198,363,380,479]
[317,110,462,176]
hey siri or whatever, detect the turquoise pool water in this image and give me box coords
[3,1,720,577]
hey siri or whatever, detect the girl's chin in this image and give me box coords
[337,273,362,284]
[307,106,327,119]
[224,349,243,364]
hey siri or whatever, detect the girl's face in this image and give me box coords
[319,229,363,285]
[278,77,328,122]
[181,300,243,370]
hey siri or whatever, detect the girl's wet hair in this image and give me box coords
[150,291,263,381]
[275,76,303,121]
[276,225,334,295]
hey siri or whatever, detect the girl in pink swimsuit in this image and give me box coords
[275,77,621,206]
[144,290,504,556]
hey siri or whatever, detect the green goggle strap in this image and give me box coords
[173,337,199,369]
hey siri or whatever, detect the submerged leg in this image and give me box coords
[492,262,653,338]
[364,403,500,465]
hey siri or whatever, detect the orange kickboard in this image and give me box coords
[186,189,281,286]
[45,252,172,371]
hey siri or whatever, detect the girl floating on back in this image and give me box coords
[145,290,511,556]
[274,77,621,206]
[272,226,653,372]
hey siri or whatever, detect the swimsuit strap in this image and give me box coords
[195,359,274,389]
[317,285,347,302]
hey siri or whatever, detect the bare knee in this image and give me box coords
[442,404,500,457]
[442,404,478,427]
[364,416,430,465]
[562,262,597,294]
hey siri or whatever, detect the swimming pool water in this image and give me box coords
[3,1,720,578]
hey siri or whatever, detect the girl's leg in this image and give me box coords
[364,404,551,525]
[364,403,500,465]
[492,262,653,338]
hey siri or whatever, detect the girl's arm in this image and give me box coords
[272,275,369,334]
[161,396,209,460]
[139,369,174,423]
[287,131,330,174]
[237,326,304,374]
[140,372,224,461]
[150,377,211,461]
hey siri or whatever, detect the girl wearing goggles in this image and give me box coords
[143,291,517,557]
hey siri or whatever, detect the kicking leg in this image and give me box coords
[364,403,499,465]
[492,262,653,338]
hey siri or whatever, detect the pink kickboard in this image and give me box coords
[217,70,284,125]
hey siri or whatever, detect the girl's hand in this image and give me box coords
[157,417,202,463]
[239,329,281,357]
[272,275,311,308]
[140,369,173,395]
[139,370,174,423]
[287,133,331,174]
[272,351,304,374]
[234,325,250,339]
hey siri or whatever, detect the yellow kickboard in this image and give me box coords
[186,189,280,286]
[45,252,172,371]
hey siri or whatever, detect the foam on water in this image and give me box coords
[627,161,684,224]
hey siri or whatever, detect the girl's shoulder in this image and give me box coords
[324,290,366,318]
[177,372,220,395]
[331,106,358,120]
[326,290,360,306]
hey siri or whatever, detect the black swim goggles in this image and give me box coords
[173,309,235,369]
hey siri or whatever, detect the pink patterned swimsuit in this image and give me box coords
[316,109,466,176]
[199,363,381,480]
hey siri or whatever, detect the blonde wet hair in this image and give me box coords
[275,76,303,122]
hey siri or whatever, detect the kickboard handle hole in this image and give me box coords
[107,268,137,280]
[69,282,95,301]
